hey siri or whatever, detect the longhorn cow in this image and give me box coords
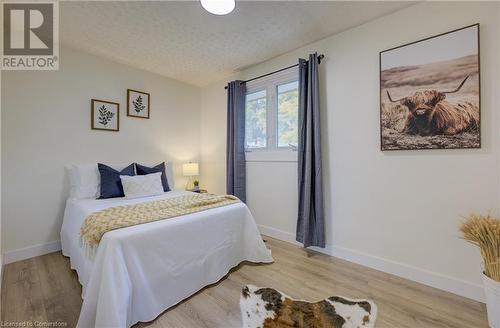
[387,75,479,136]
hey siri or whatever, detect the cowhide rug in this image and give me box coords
[240,285,377,328]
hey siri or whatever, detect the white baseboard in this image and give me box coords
[257,224,485,303]
[4,240,61,264]
[259,225,302,246]
[0,253,3,315]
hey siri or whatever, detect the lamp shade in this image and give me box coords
[182,163,199,177]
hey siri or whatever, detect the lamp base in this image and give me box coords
[185,177,200,191]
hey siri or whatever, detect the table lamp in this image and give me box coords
[182,162,199,190]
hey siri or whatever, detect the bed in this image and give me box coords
[60,163,273,327]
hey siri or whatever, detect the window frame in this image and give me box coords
[244,67,299,162]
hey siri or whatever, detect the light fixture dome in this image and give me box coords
[200,0,235,15]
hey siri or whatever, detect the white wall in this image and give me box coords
[1,47,201,255]
[200,2,500,302]
[0,68,3,304]
[200,80,237,195]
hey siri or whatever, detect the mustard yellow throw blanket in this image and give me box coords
[80,193,240,248]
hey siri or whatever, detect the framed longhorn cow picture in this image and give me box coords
[380,24,480,150]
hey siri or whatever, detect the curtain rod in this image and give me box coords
[224,54,324,90]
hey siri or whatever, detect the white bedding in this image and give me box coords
[60,191,273,327]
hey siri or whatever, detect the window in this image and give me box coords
[244,68,299,159]
[277,81,299,148]
[245,90,267,149]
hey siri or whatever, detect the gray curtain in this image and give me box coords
[226,80,247,202]
[296,53,325,248]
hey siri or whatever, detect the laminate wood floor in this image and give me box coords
[1,237,488,328]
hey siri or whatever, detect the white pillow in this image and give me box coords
[67,163,133,199]
[67,164,100,199]
[139,161,175,190]
[120,172,164,199]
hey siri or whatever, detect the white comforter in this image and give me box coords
[60,191,273,328]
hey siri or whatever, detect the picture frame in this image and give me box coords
[91,99,120,132]
[127,89,150,119]
[379,24,480,151]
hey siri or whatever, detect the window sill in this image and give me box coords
[245,150,298,163]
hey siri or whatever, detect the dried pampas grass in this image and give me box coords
[460,212,500,282]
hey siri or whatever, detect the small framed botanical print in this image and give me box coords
[91,99,119,131]
[127,89,150,119]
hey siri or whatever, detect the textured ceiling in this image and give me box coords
[60,1,414,86]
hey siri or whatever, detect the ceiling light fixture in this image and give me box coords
[200,0,235,15]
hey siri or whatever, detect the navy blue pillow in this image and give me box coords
[98,163,135,199]
[135,162,170,192]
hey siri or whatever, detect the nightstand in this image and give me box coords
[187,188,208,194]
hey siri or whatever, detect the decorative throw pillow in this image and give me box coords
[120,172,164,199]
[67,164,100,199]
[98,163,135,199]
[135,162,171,192]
